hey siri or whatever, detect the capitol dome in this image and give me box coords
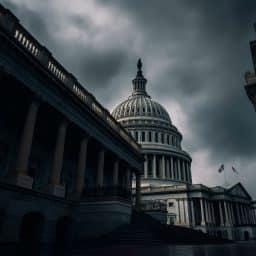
[112,59,192,186]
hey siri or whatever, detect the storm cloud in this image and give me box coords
[2,0,256,196]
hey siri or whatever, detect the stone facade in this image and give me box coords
[0,4,143,244]
[112,60,256,241]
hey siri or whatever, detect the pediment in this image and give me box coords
[228,183,251,199]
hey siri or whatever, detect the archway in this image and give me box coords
[244,231,250,241]
[19,212,44,243]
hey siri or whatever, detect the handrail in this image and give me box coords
[0,4,141,153]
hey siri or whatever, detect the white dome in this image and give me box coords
[112,59,192,186]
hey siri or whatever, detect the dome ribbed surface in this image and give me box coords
[112,95,172,123]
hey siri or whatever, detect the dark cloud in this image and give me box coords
[2,0,256,196]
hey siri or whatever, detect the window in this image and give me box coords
[161,133,164,143]
[141,131,145,142]
[172,136,175,146]
[155,132,158,143]
[168,202,174,208]
[167,135,170,144]
[135,131,138,141]
[148,131,152,142]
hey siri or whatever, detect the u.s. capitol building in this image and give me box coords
[112,59,256,241]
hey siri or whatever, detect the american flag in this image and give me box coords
[232,166,239,175]
[218,164,224,173]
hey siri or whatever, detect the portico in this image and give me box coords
[0,3,143,242]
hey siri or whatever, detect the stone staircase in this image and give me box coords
[95,211,230,246]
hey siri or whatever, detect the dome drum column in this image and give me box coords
[177,159,181,181]
[161,155,166,179]
[170,157,174,180]
[166,157,170,179]
[144,154,148,178]
[152,155,156,178]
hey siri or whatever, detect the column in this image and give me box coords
[49,119,68,197]
[96,148,105,189]
[240,204,245,225]
[170,157,174,180]
[126,167,131,190]
[177,199,181,224]
[200,198,206,225]
[236,203,241,225]
[144,154,148,178]
[161,155,166,179]
[219,201,224,226]
[166,157,170,179]
[113,158,119,186]
[190,199,195,226]
[229,202,234,225]
[14,99,39,188]
[135,173,141,211]
[74,135,89,196]
[224,201,230,226]
[182,160,186,181]
[177,159,181,180]
[179,199,184,224]
[205,200,209,224]
[187,163,192,183]
[242,204,247,224]
[184,199,189,225]
[152,154,156,178]
[211,202,215,225]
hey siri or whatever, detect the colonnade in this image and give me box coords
[187,198,256,227]
[9,97,142,208]
[130,129,181,148]
[143,154,191,183]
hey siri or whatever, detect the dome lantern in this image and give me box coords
[132,59,149,97]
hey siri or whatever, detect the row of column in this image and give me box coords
[144,154,192,183]
[191,198,256,227]
[130,130,180,148]
[11,98,142,208]
[176,199,190,225]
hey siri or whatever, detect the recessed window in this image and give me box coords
[141,131,145,142]
[155,132,158,143]
[135,131,138,141]
[161,133,164,143]
[168,202,174,207]
[148,131,152,142]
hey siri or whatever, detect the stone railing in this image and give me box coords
[0,4,140,153]
[139,184,188,193]
[81,186,131,200]
[140,200,167,211]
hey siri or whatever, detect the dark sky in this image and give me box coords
[2,0,256,197]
